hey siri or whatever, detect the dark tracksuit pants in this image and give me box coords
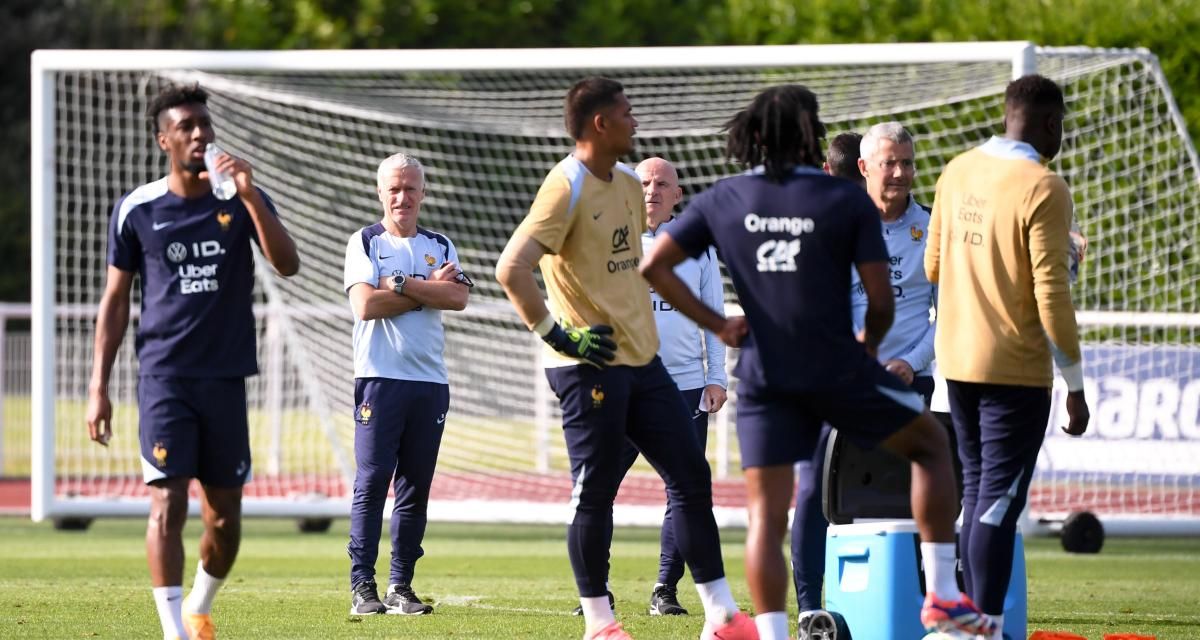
[348,378,448,588]
[546,357,725,597]
[617,386,709,587]
[948,380,1050,615]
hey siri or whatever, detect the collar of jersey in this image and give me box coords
[883,195,926,228]
[882,196,925,227]
[565,154,636,181]
[645,215,677,237]
[979,136,1045,164]
[744,165,826,177]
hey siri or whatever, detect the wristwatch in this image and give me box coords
[391,273,407,295]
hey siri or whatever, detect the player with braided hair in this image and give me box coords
[642,84,988,640]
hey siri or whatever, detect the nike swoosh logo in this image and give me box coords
[692,410,704,419]
[152,221,173,230]
[379,255,392,260]
[436,414,446,424]
[591,211,603,220]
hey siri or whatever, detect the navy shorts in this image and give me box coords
[737,360,924,468]
[137,375,251,487]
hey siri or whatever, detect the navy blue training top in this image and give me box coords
[668,167,888,393]
[107,178,277,378]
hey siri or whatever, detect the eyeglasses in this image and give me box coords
[454,270,475,288]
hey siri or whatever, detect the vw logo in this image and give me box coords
[166,242,188,263]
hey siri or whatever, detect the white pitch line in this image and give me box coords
[212,587,576,617]
[435,594,574,617]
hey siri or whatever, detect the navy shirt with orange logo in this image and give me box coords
[108,178,275,378]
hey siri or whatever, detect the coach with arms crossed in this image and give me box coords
[343,153,471,616]
[86,83,299,640]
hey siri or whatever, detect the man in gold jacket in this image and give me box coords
[926,73,1091,639]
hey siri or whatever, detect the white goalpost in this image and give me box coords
[30,43,1200,534]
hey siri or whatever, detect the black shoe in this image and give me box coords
[384,583,434,615]
[570,590,615,616]
[350,579,388,615]
[648,583,688,616]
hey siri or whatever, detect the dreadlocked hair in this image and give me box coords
[723,84,826,182]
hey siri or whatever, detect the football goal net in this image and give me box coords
[30,43,1200,535]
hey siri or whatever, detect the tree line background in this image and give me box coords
[3,0,1198,304]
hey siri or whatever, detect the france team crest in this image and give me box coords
[152,442,168,467]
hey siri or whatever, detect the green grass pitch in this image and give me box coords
[1,518,1198,639]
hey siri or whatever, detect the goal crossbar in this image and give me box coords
[33,42,1038,74]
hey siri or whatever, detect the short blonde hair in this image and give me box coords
[376,153,425,188]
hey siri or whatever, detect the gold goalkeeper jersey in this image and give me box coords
[516,155,658,368]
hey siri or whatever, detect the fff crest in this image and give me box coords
[152,442,168,467]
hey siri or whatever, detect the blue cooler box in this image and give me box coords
[824,521,1026,640]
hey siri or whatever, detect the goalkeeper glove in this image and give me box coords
[541,322,617,367]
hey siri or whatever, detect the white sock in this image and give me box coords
[990,613,1005,640]
[152,586,186,640]
[695,577,739,624]
[754,611,790,640]
[184,561,225,615]
[921,542,961,601]
[580,595,616,632]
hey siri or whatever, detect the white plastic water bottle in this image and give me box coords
[203,143,238,200]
